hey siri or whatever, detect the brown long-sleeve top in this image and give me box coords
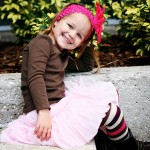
[21,34,94,114]
[21,34,69,113]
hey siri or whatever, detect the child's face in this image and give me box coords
[52,13,91,50]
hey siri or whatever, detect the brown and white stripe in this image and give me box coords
[100,103,129,142]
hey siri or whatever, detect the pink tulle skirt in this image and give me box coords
[0,80,119,149]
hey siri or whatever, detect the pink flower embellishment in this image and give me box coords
[94,2,106,43]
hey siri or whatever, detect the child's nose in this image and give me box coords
[69,30,76,39]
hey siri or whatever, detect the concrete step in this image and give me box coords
[0,66,150,150]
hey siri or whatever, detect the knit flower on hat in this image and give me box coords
[94,2,106,43]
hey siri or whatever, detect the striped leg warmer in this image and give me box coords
[100,103,129,142]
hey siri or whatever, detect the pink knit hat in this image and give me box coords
[55,2,106,43]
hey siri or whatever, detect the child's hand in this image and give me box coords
[34,109,52,141]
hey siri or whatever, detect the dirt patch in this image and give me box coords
[0,35,150,73]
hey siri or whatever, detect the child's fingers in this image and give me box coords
[40,127,48,141]
[36,126,44,139]
[46,128,51,141]
[40,127,51,141]
[34,124,40,134]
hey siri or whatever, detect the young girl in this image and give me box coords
[0,2,149,150]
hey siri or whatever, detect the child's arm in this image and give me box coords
[26,36,53,140]
[34,109,52,141]
[66,47,94,72]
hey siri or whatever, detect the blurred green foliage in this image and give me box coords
[0,0,150,55]
[91,0,150,55]
[108,0,150,55]
[0,0,81,43]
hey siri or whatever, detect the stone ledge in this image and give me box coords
[0,66,150,150]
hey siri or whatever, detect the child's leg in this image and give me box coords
[95,103,150,150]
[100,103,129,142]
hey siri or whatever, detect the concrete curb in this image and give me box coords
[0,66,150,150]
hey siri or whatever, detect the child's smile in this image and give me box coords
[62,33,72,44]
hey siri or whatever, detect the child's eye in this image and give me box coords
[77,33,82,39]
[67,24,73,29]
